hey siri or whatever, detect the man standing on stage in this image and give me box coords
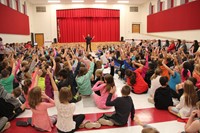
[83,34,95,52]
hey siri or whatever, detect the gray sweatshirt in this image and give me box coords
[0,84,21,109]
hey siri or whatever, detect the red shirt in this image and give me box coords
[25,43,32,49]
[127,68,148,94]
[168,43,175,52]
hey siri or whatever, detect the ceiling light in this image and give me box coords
[48,0,60,3]
[95,0,107,3]
[117,0,129,4]
[72,0,84,2]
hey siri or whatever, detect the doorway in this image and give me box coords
[132,24,140,33]
[35,33,44,47]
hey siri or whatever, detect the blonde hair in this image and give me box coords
[21,61,28,67]
[151,69,161,80]
[59,86,72,103]
[183,80,198,107]
[95,69,103,78]
[196,101,200,109]
[194,64,200,75]
[28,86,42,109]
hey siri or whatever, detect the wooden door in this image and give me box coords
[132,24,140,33]
[35,33,44,47]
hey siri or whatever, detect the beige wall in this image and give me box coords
[1,0,200,44]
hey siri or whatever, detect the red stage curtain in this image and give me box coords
[57,8,120,43]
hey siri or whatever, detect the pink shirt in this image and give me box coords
[193,71,200,89]
[31,99,55,131]
[141,55,149,78]
[92,81,117,109]
[181,69,191,82]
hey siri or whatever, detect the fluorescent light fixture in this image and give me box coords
[48,0,60,3]
[72,0,84,2]
[117,0,129,3]
[95,0,107,3]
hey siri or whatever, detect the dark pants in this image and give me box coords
[0,98,24,121]
[86,43,92,52]
[99,114,122,126]
[57,114,85,133]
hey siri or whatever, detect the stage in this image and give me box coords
[52,41,123,51]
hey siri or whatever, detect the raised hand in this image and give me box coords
[110,86,116,94]
[47,68,52,78]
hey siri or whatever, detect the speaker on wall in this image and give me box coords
[120,36,124,42]
[31,33,34,46]
[53,38,57,43]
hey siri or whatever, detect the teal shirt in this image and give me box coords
[76,62,94,95]
[0,74,14,93]
[168,72,181,91]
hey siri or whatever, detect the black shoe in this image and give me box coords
[16,118,31,127]
[16,121,29,127]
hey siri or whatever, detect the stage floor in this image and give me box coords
[52,41,123,51]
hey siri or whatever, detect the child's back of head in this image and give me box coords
[121,85,131,96]
[187,77,197,86]
[95,69,103,78]
[1,69,10,78]
[142,127,160,133]
[59,86,72,104]
[159,76,168,86]
[78,67,88,77]
[13,87,22,98]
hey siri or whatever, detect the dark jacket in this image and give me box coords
[0,84,22,120]
[106,93,135,125]
[154,86,173,110]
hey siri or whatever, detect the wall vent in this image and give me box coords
[130,7,138,12]
[36,6,46,12]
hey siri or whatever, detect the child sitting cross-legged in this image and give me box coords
[168,80,198,119]
[92,74,117,109]
[184,101,200,132]
[85,85,135,128]
[153,76,173,110]
[48,69,86,133]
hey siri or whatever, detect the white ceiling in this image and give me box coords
[26,0,149,5]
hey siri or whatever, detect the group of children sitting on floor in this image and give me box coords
[0,37,200,133]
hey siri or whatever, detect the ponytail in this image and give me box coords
[125,69,136,85]
[183,68,188,78]
[130,72,136,85]
[182,61,191,79]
